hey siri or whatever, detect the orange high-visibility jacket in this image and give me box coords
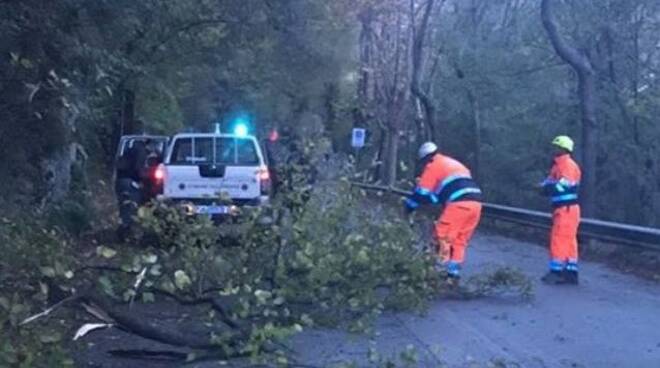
[405,153,482,210]
[542,154,581,207]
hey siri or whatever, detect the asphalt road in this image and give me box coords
[292,232,660,367]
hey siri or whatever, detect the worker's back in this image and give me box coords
[116,141,147,182]
[418,154,481,204]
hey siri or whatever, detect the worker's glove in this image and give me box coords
[539,178,553,196]
[403,198,418,214]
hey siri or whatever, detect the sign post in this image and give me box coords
[351,128,366,149]
[351,128,367,181]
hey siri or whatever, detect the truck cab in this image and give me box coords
[159,132,271,215]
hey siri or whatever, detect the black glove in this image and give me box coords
[404,198,417,214]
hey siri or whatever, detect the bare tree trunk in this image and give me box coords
[467,90,481,179]
[371,124,387,182]
[410,0,438,143]
[383,9,407,186]
[577,72,598,217]
[358,7,374,102]
[466,0,483,179]
[121,89,136,135]
[541,0,597,217]
[384,127,399,186]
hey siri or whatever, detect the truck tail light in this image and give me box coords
[150,164,166,195]
[153,164,166,182]
[257,166,271,195]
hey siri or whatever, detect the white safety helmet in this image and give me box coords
[418,142,438,160]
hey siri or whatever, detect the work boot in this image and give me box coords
[562,270,579,285]
[446,272,460,287]
[541,270,565,284]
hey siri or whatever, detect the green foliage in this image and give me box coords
[45,192,96,236]
[275,181,439,328]
[0,217,78,367]
[71,146,439,362]
[0,0,354,208]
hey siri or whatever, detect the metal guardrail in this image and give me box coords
[350,181,660,251]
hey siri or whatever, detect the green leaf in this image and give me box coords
[174,270,192,290]
[142,292,155,303]
[123,289,136,302]
[39,332,62,344]
[20,58,34,69]
[149,264,162,276]
[142,254,158,264]
[0,296,10,311]
[40,267,56,278]
[98,276,116,297]
[300,314,314,326]
[161,280,176,293]
[39,282,49,296]
[254,290,272,301]
[96,246,117,259]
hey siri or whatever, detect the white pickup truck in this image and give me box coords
[158,132,271,216]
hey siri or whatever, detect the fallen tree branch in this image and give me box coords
[75,264,138,274]
[108,349,188,361]
[80,291,221,349]
[19,294,80,326]
[148,287,240,329]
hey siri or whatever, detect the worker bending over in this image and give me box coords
[405,142,483,281]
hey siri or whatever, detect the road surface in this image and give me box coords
[292,232,660,367]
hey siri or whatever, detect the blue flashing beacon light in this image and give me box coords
[233,120,249,137]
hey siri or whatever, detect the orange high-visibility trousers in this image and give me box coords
[550,204,580,262]
[435,201,482,263]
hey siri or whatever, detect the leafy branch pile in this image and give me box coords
[1,144,442,366]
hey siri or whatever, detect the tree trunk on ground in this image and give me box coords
[541,0,597,217]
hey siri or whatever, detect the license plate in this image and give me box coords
[195,205,229,215]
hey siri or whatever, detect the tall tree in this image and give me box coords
[410,0,440,143]
[541,0,598,217]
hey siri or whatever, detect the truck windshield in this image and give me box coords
[118,137,167,157]
[170,137,259,166]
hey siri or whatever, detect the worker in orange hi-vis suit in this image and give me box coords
[404,142,483,281]
[540,135,582,285]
